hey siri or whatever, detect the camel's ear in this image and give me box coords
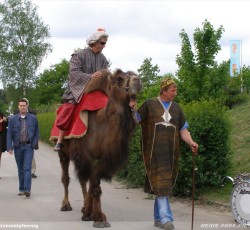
[114,69,123,75]
[112,69,124,84]
[108,71,116,86]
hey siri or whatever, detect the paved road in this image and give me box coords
[0,142,243,230]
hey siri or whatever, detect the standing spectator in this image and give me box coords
[13,98,38,178]
[0,112,8,179]
[23,98,38,179]
[137,78,198,230]
[54,28,109,151]
[7,99,39,197]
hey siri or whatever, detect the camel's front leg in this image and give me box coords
[90,178,110,228]
[81,180,93,221]
[59,152,72,211]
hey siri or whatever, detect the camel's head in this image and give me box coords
[111,69,143,100]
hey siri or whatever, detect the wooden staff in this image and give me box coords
[191,153,196,230]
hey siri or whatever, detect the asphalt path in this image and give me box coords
[0,142,243,230]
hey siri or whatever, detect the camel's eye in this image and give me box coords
[116,76,124,86]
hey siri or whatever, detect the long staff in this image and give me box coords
[191,153,196,230]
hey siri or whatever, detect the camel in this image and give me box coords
[57,69,142,228]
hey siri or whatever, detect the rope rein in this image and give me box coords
[112,74,131,94]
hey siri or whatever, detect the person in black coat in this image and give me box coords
[0,111,8,179]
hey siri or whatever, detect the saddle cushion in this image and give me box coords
[50,90,108,140]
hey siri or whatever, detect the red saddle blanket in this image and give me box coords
[50,90,108,140]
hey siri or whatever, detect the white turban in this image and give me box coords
[86,28,109,45]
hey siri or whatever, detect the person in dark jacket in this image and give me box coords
[13,98,38,178]
[23,98,38,178]
[7,99,39,197]
[0,111,8,179]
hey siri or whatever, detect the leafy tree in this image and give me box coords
[0,89,8,114]
[137,57,160,90]
[4,85,23,112]
[0,0,52,96]
[241,65,250,93]
[35,59,69,105]
[176,20,225,103]
[136,57,161,104]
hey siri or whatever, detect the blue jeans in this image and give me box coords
[14,144,34,192]
[154,196,174,224]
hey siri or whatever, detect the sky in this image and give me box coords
[2,0,250,81]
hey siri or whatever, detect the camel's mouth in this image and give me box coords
[129,94,137,101]
[129,77,143,95]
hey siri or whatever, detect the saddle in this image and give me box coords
[50,90,108,141]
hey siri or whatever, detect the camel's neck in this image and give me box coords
[105,88,131,116]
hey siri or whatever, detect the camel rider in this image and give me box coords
[54,28,109,151]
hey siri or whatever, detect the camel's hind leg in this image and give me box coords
[59,151,72,211]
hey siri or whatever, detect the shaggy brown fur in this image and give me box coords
[58,69,142,228]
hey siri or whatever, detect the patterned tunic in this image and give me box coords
[63,47,109,103]
[138,97,186,196]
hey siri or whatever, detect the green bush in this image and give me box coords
[222,76,248,109]
[37,112,56,145]
[116,127,145,187]
[173,100,232,197]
